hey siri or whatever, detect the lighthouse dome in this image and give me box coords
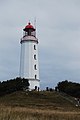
[24,22,35,31]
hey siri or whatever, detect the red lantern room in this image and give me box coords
[23,22,36,37]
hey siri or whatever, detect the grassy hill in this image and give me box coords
[0,91,77,109]
[0,91,80,120]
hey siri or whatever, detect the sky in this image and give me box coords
[0,0,80,89]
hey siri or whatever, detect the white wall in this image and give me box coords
[20,36,40,90]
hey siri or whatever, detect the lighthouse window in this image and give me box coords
[35,75,37,79]
[34,45,36,50]
[34,65,37,70]
[34,55,36,60]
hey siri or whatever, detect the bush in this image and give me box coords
[0,77,29,96]
[56,80,80,98]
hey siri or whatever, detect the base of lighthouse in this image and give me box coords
[28,79,40,91]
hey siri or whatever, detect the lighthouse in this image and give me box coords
[19,22,40,90]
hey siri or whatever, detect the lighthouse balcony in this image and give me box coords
[20,36,38,43]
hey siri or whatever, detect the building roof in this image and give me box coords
[23,22,35,31]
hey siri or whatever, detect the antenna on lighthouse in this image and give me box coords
[29,19,30,23]
[34,17,36,29]
[34,17,36,36]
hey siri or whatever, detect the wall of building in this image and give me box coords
[20,37,39,80]
[29,79,40,90]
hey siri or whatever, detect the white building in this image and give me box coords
[19,22,40,90]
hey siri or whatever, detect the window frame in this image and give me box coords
[34,64,37,70]
[34,54,36,60]
[35,75,37,79]
[34,45,36,50]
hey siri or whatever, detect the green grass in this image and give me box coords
[0,91,80,120]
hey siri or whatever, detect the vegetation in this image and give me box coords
[0,77,29,96]
[0,91,80,120]
[0,106,80,120]
[0,91,76,109]
[55,80,80,98]
[0,79,80,119]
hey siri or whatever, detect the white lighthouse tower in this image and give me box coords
[19,22,40,90]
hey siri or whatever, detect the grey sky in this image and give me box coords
[0,0,80,89]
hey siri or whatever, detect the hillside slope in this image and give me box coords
[0,91,78,111]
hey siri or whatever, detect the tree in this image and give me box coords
[56,80,80,98]
[0,77,29,96]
